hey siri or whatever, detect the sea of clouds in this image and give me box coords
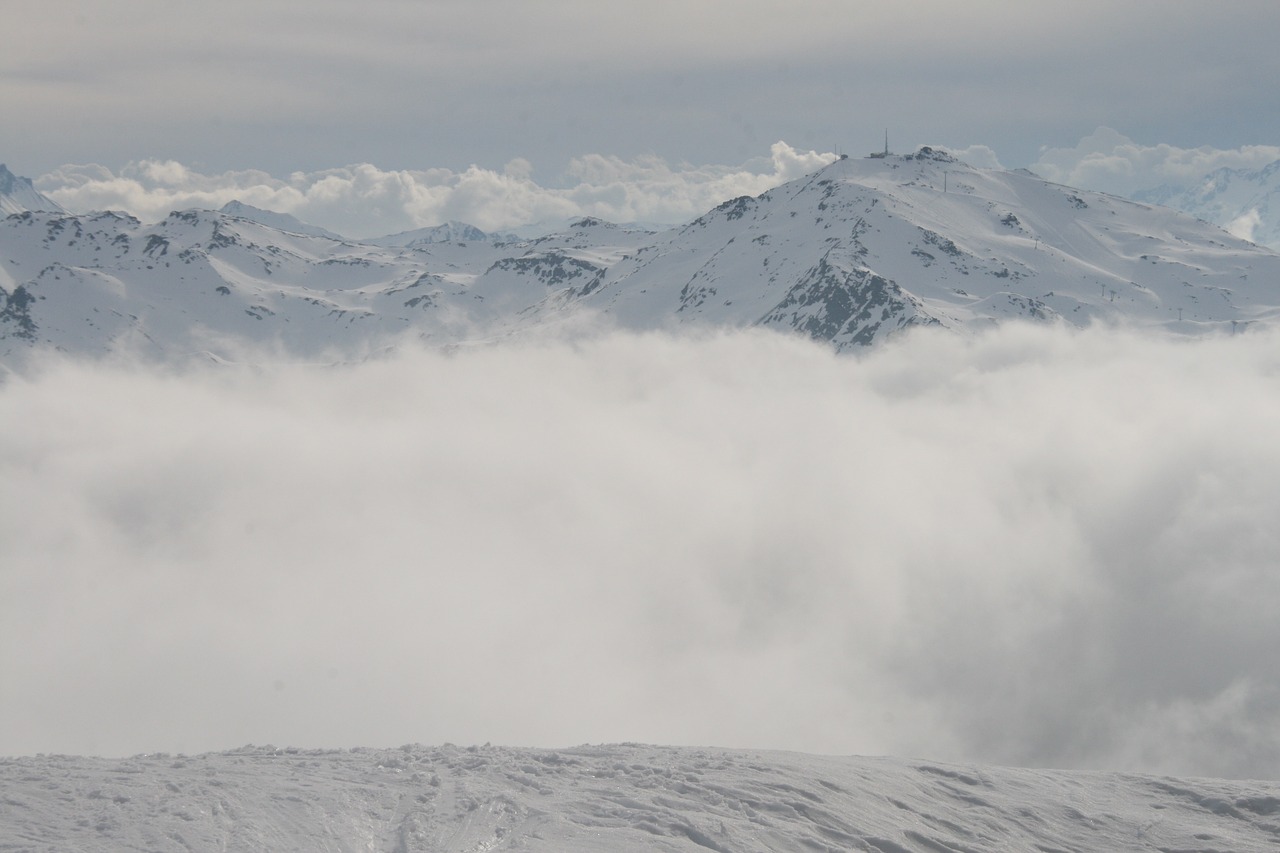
[1032,127,1280,198]
[3,322,1279,779]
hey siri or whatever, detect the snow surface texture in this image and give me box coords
[3,149,1280,366]
[3,744,1280,852]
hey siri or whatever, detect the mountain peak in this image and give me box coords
[569,216,617,229]
[906,145,959,163]
[0,164,66,216]
[367,220,497,248]
[217,200,345,240]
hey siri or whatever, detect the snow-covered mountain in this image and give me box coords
[3,743,1279,852]
[1135,159,1280,250]
[563,147,1280,347]
[0,164,66,217]
[4,149,1280,364]
[368,220,516,248]
[219,200,346,241]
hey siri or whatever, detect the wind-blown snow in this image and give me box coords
[4,326,1280,779]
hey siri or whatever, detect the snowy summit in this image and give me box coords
[0,164,66,217]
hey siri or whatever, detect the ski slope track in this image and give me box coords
[3,744,1279,852]
[3,149,1280,365]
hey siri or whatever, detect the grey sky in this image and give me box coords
[3,1,1279,179]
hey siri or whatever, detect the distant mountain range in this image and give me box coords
[367,220,519,247]
[3,149,1280,364]
[217,200,347,241]
[1135,159,1280,249]
[218,202,518,246]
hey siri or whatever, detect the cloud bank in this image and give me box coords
[4,324,1280,779]
[1031,127,1280,197]
[35,142,837,238]
[35,130,1280,244]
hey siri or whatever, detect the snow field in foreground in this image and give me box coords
[3,744,1280,852]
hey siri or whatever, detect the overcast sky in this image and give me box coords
[3,2,1280,234]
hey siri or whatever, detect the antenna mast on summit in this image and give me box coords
[884,129,889,157]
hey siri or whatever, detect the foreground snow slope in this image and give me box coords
[3,744,1278,852]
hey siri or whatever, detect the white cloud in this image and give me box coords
[3,324,1280,778]
[1032,127,1280,196]
[36,142,838,238]
[1226,208,1263,243]
[932,144,1003,170]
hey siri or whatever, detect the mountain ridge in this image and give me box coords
[218,200,347,241]
[3,149,1279,365]
[0,164,67,217]
[367,220,518,248]
[3,743,1278,852]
